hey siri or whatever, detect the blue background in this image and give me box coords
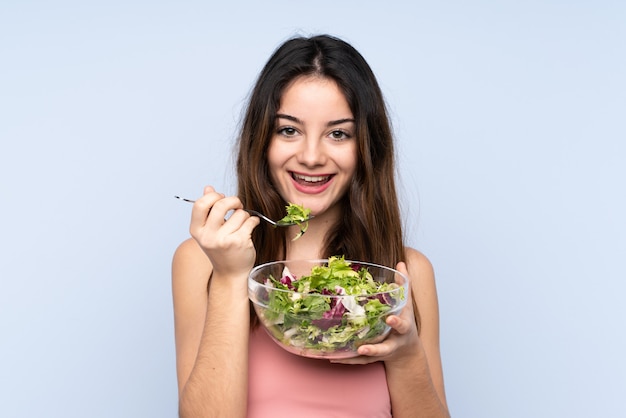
[1,1,625,417]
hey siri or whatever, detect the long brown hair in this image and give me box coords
[235,35,419,329]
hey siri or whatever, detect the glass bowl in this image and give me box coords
[248,258,409,359]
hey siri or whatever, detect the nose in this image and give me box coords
[296,137,327,167]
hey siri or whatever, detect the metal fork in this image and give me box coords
[174,196,313,227]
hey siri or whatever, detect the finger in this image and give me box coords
[190,190,224,232]
[395,261,409,286]
[386,314,412,335]
[331,355,379,365]
[393,260,415,320]
[206,196,244,229]
[395,261,408,275]
[239,214,261,235]
[222,210,260,236]
[356,338,397,358]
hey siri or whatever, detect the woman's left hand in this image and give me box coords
[331,261,420,366]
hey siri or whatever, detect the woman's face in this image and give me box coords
[267,76,357,218]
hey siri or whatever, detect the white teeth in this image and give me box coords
[295,174,328,182]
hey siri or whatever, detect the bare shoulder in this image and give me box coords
[403,247,436,289]
[403,247,441,335]
[172,238,213,283]
[173,237,211,269]
[172,238,213,316]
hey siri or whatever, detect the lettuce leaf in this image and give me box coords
[261,256,405,354]
[279,203,312,241]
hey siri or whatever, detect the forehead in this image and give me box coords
[278,76,353,119]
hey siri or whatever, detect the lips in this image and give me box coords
[291,172,333,185]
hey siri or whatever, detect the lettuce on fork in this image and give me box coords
[279,203,311,240]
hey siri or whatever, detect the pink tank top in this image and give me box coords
[247,327,391,417]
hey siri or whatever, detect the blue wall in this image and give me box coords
[1,1,624,416]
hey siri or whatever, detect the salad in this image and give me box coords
[279,203,311,241]
[259,256,406,355]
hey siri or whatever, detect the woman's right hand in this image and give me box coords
[189,186,260,280]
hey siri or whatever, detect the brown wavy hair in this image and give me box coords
[235,34,418,328]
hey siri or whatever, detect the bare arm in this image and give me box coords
[384,249,449,417]
[172,187,260,417]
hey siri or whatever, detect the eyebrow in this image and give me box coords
[275,113,355,127]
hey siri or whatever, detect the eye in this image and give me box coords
[329,130,352,141]
[277,126,298,137]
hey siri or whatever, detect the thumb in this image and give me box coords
[395,261,408,277]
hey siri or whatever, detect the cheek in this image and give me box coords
[341,144,359,176]
[266,142,286,180]
[266,140,278,166]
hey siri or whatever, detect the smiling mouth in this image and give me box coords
[291,173,333,186]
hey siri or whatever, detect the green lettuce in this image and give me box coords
[279,203,311,241]
[261,256,405,355]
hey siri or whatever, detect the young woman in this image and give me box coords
[172,34,449,417]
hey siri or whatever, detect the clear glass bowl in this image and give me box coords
[248,259,409,359]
